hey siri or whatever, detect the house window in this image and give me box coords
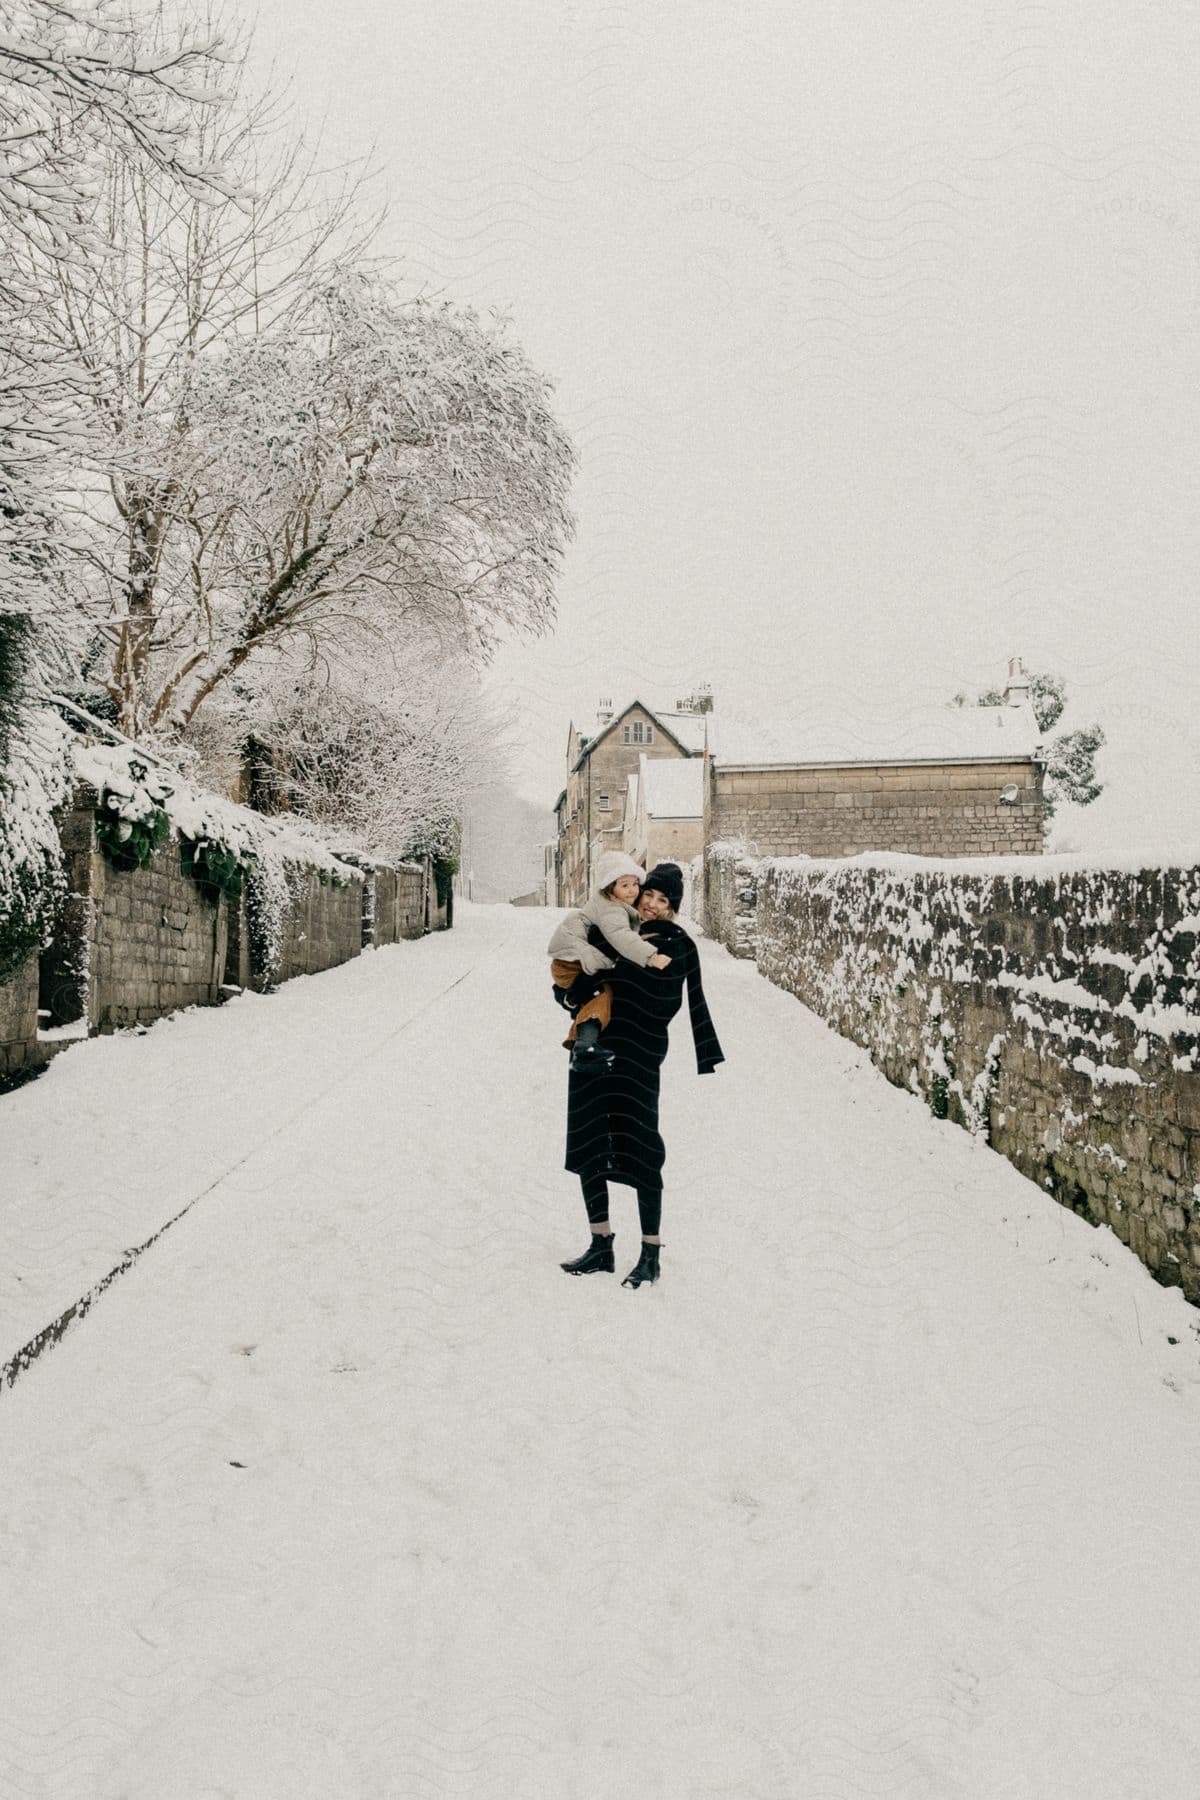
[633,721,644,743]
[645,726,653,744]
[623,726,630,743]
[598,794,611,810]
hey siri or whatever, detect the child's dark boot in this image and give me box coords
[569,1017,614,1073]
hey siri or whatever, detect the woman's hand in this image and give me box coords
[648,953,672,969]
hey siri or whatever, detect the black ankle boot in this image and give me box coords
[569,1019,614,1074]
[560,1231,615,1275]
[621,1242,661,1288]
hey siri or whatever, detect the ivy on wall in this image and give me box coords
[179,835,253,906]
[432,852,458,908]
[94,759,173,874]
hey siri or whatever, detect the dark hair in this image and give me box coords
[641,861,684,911]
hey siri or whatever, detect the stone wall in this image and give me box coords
[70,795,229,1031]
[706,758,1045,860]
[221,856,425,990]
[753,852,1200,1303]
[0,792,448,1082]
[0,957,39,1080]
[272,872,362,985]
[368,862,426,945]
[702,840,762,959]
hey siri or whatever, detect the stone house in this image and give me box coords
[552,697,707,906]
[622,752,704,872]
[705,664,1046,861]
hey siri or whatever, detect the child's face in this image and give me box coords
[611,874,641,905]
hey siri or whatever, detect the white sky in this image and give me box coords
[247,0,1200,853]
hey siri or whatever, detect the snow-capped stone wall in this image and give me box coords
[371,864,428,944]
[0,957,38,1080]
[0,733,446,1080]
[69,787,232,1030]
[753,852,1200,1303]
[702,840,762,960]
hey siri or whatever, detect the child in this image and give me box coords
[547,850,672,1071]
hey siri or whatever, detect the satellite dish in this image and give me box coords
[999,783,1019,805]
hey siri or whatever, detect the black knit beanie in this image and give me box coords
[642,862,684,911]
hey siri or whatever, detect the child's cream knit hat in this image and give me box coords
[594,850,646,891]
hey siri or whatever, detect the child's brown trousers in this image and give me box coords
[551,958,613,1047]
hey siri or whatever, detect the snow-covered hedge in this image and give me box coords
[0,707,71,983]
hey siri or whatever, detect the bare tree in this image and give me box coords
[234,633,511,864]
[136,268,576,738]
[0,0,232,638]
[27,8,382,730]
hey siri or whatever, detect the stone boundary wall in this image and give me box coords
[367,862,427,945]
[707,758,1044,860]
[0,793,444,1082]
[71,795,229,1032]
[702,840,761,959]
[222,856,430,990]
[271,872,362,985]
[0,959,39,1080]
[752,852,1200,1303]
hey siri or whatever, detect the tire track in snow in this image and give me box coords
[5,907,1200,1794]
[1,944,509,1396]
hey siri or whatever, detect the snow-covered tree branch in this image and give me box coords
[20,7,383,730]
[952,668,1105,820]
[182,633,513,865]
[0,0,234,643]
[133,268,575,737]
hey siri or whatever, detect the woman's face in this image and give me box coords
[637,887,672,921]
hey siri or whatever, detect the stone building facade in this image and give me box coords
[706,755,1045,861]
[552,698,706,906]
[622,752,705,872]
[705,672,1046,861]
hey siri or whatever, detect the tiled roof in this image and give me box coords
[569,699,705,772]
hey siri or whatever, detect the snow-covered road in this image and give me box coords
[2,901,1200,1799]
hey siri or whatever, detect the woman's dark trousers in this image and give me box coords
[581,1173,662,1237]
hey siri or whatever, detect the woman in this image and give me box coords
[559,861,724,1289]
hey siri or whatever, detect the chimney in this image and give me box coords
[1002,656,1030,706]
[596,697,614,728]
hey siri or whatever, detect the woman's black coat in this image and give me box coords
[563,917,724,1193]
